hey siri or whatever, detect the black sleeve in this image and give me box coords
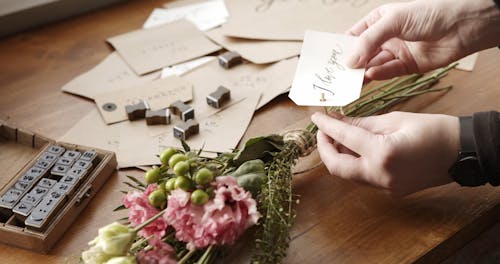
[472,111,500,185]
[494,0,500,9]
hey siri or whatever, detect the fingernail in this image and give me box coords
[345,53,360,69]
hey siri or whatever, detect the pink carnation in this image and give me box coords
[122,184,168,238]
[164,176,260,249]
[137,236,177,264]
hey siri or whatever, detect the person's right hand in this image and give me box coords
[346,0,500,81]
[311,111,460,196]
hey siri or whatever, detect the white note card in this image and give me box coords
[161,56,215,78]
[289,31,365,106]
[143,0,228,31]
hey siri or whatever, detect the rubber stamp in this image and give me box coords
[207,86,231,108]
[146,108,171,125]
[173,119,199,141]
[125,100,150,121]
[218,51,242,69]
[170,100,195,121]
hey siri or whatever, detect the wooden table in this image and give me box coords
[0,1,499,263]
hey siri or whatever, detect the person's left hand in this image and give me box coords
[311,111,460,196]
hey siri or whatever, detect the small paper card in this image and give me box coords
[161,56,215,78]
[289,31,365,106]
[108,19,221,75]
[94,76,193,124]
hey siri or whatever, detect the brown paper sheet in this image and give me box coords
[94,76,194,124]
[58,109,127,166]
[117,93,260,167]
[455,53,479,72]
[61,52,160,100]
[108,19,221,75]
[221,0,408,41]
[205,27,302,64]
[180,57,298,111]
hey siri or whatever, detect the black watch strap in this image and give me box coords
[459,116,475,153]
[449,116,485,186]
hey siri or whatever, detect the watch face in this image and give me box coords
[451,156,482,186]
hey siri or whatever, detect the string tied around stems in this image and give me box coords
[282,129,317,157]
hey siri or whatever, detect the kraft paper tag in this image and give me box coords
[94,75,193,124]
[108,19,221,75]
[289,31,365,106]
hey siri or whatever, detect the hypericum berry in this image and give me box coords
[173,161,190,176]
[174,176,192,191]
[194,168,214,185]
[160,148,177,165]
[168,154,188,168]
[165,178,177,192]
[190,189,209,205]
[148,190,166,208]
[144,167,161,184]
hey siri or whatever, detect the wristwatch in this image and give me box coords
[448,116,484,186]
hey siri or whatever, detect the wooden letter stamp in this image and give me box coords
[170,100,194,121]
[173,119,199,141]
[218,51,242,69]
[146,108,171,125]
[125,100,150,121]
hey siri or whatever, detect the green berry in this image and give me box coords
[148,190,166,208]
[195,168,214,185]
[144,167,161,184]
[168,154,188,168]
[173,161,190,176]
[174,176,192,191]
[165,178,177,191]
[160,148,177,165]
[190,189,209,205]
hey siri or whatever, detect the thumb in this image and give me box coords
[311,112,375,155]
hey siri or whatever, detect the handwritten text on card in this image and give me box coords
[289,31,365,106]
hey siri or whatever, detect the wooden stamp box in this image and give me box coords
[0,120,117,253]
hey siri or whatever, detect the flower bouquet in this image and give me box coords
[81,64,456,264]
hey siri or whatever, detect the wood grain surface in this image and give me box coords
[0,0,499,263]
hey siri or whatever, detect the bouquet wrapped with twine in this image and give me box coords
[81,64,456,264]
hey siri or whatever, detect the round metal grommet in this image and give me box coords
[102,103,117,112]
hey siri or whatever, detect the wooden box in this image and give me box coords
[0,120,117,253]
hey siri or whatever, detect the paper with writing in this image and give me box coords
[222,0,408,41]
[58,109,128,166]
[144,0,228,31]
[94,76,193,124]
[161,56,215,79]
[108,19,221,75]
[117,94,260,167]
[455,53,479,72]
[205,27,302,64]
[61,52,160,100]
[289,31,364,106]
[180,57,297,112]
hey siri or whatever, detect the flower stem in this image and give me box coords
[132,208,168,233]
[195,245,214,264]
[178,247,197,264]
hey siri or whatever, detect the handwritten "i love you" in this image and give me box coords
[313,45,345,96]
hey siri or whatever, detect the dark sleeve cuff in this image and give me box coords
[472,111,500,185]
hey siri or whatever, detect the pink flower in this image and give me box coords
[122,184,168,238]
[137,237,177,264]
[164,176,260,249]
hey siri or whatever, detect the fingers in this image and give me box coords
[311,112,374,154]
[365,59,411,80]
[365,50,395,69]
[316,131,364,180]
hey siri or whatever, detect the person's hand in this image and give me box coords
[346,0,500,81]
[311,111,460,196]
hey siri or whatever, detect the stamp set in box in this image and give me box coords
[0,121,116,253]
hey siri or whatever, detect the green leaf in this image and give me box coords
[113,204,126,211]
[233,135,284,165]
[126,175,146,188]
[181,139,190,152]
